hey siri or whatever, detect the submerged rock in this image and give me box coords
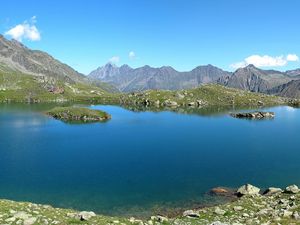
[209,187,235,198]
[236,184,260,196]
[230,111,275,120]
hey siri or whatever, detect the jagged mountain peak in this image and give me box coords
[88,63,231,92]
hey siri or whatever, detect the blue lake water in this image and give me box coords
[0,104,300,216]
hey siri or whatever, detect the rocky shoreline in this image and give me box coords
[1,184,300,225]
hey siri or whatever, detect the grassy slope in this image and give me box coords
[120,84,287,107]
[0,71,118,103]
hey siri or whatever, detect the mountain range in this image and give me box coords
[89,63,300,98]
[88,63,231,92]
[1,34,300,99]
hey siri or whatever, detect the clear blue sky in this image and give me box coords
[1,0,300,74]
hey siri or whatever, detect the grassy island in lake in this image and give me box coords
[46,107,111,123]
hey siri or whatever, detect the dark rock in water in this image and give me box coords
[230,111,275,120]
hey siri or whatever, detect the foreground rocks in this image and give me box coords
[1,184,300,224]
[230,111,275,120]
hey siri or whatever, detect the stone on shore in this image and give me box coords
[182,209,200,218]
[285,184,300,194]
[236,184,260,196]
[263,187,283,195]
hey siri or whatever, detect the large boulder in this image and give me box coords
[236,184,260,196]
[67,211,96,221]
[182,209,200,218]
[285,185,300,194]
[263,187,283,195]
[78,211,96,221]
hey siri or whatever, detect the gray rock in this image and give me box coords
[237,184,260,196]
[23,217,37,225]
[282,210,293,217]
[13,211,31,220]
[78,211,96,221]
[263,187,283,195]
[293,211,300,220]
[233,206,243,211]
[182,210,200,218]
[150,215,168,222]
[163,100,178,107]
[285,185,300,194]
[214,207,226,215]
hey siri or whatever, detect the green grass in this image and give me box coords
[120,84,287,108]
[0,71,119,104]
[46,107,111,123]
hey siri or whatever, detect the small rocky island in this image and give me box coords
[46,107,111,123]
[230,111,275,120]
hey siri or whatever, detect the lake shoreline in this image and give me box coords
[1,184,299,224]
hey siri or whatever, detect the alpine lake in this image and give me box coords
[0,103,300,218]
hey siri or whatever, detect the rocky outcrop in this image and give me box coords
[230,111,275,120]
[268,79,300,99]
[221,64,296,93]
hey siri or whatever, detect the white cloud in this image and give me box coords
[231,54,299,69]
[129,51,136,60]
[109,56,120,64]
[4,16,41,42]
[286,54,299,62]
